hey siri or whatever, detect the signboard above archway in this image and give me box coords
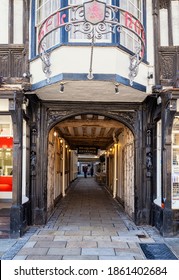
[38,0,146,86]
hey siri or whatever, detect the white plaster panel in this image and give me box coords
[50,46,116,74]
[0,192,12,199]
[30,46,150,88]
[172,1,179,46]
[160,9,169,46]
[30,58,47,84]
[14,0,23,44]
[0,0,8,43]
[146,0,154,73]
[0,100,9,111]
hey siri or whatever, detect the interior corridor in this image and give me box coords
[10,177,163,260]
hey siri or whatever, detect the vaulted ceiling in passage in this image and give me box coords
[55,114,124,150]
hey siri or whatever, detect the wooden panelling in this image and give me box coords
[0,45,25,78]
[159,46,179,86]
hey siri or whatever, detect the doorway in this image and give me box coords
[47,113,135,219]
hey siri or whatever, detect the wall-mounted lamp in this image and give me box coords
[147,72,153,79]
[115,83,120,94]
[22,97,29,110]
[22,72,32,79]
[54,131,58,137]
[59,82,64,93]
[157,96,162,105]
[0,76,4,86]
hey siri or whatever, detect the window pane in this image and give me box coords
[36,0,60,50]
[120,0,143,53]
[172,117,179,209]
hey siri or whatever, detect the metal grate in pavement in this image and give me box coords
[139,243,178,260]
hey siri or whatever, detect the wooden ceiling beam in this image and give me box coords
[57,119,123,128]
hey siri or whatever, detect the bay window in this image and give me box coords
[36,0,60,50]
[120,0,143,54]
[34,0,145,54]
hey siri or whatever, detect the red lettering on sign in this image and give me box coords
[38,12,67,47]
[134,19,141,35]
[38,26,45,43]
[45,16,53,33]
[125,12,133,29]
[57,12,67,26]
[61,13,67,24]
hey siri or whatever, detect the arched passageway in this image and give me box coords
[47,113,135,220]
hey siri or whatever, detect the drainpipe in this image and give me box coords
[62,139,66,197]
[113,143,118,198]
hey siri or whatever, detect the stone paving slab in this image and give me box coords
[66,241,97,248]
[62,255,98,260]
[47,248,81,255]
[82,248,115,256]
[97,241,129,248]
[35,241,67,248]
[54,236,83,241]
[26,255,63,260]
[83,235,111,241]
[16,247,49,255]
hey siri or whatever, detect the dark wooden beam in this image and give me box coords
[168,0,173,46]
[8,0,14,44]
[152,0,160,84]
[57,119,123,128]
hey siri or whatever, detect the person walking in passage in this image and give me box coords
[83,165,88,178]
[90,166,94,177]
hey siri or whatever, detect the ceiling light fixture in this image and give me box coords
[59,82,64,93]
[115,83,120,94]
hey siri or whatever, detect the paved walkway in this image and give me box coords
[1,177,179,260]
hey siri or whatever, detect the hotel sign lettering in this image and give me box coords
[78,147,98,155]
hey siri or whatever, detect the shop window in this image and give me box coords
[172,117,179,209]
[0,138,13,192]
[0,124,11,136]
[154,120,162,206]
[0,116,13,193]
[120,0,143,54]
[36,0,60,50]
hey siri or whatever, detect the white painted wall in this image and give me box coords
[30,46,150,89]
[172,1,179,46]
[146,0,155,91]
[160,9,169,46]
[14,0,23,44]
[0,0,23,44]
[0,100,9,112]
[0,0,8,43]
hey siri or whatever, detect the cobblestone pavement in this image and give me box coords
[1,177,179,260]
